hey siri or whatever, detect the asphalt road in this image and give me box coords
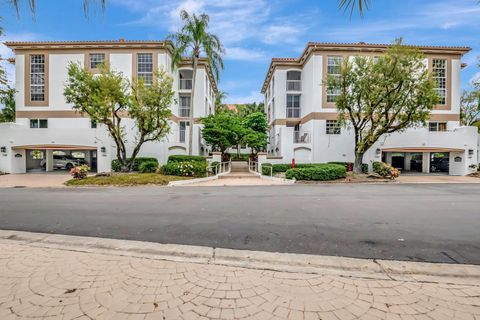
[1,184,479,264]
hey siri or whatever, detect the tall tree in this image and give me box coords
[169,10,225,155]
[460,90,480,126]
[64,64,174,172]
[328,41,438,174]
[0,87,15,122]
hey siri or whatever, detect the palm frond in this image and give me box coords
[338,0,370,17]
[83,0,107,16]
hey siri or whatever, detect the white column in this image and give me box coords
[385,152,393,165]
[45,150,54,172]
[405,153,412,171]
[422,152,430,173]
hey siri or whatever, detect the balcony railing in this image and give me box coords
[286,107,300,118]
[179,107,190,117]
[286,80,301,91]
[179,79,193,90]
[294,131,311,144]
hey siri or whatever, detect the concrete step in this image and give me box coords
[219,173,259,179]
[230,161,250,173]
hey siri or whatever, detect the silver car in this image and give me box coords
[40,155,86,170]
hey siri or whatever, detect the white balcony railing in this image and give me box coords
[286,80,301,91]
[179,79,193,90]
[286,107,300,118]
[294,131,311,144]
[179,107,190,117]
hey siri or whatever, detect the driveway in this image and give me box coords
[1,184,479,264]
[0,173,70,188]
[397,174,480,184]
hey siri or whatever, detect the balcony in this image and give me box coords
[294,131,311,144]
[179,107,190,117]
[286,80,301,91]
[179,79,193,90]
[286,107,300,118]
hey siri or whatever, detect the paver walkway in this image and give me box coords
[1,235,479,319]
[0,173,70,188]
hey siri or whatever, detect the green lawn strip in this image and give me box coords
[65,173,191,186]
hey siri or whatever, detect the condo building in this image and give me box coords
[262,42,479,176]
[0,40,217,173]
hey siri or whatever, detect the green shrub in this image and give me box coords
[138,161,158,173]
[161,160,207,177]
[372,161,400,179]
[230,153,250,161]
[285,164,346,181]
[209,161,220,174]
[328,162,369,173]
[168,155,206,163]
[112,157,159,172]
[261,163,273,175]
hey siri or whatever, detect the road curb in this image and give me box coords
[0,229,479,285]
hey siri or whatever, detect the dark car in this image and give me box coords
[410,159,423,172]
[430,158,449,173]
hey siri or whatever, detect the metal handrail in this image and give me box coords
[207,160,231,176]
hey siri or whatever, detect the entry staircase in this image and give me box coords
[218,161,260,180]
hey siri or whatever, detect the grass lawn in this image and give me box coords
[65,173,191,187]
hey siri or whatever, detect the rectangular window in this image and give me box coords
[89,53,105,69]
[326,120,341,134]
[286,94,300,118]
[432,59,447,105]
[326,56,342,103]
[30,119,48,129]
[91,120,97,129]
[179,95,191,117]
[179,121,189,143]
[137,53,153,85]
[30,54,46,102]
[428,122,447,132]
[286,71,301,91]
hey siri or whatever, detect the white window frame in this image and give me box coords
[326,56,342,103]
[30,119,48,129]
[137,53,153,85]
[89,53,106,69]
[179,121,189,143]
[286,94,301,118]
[326,120,341,134]
[428,121,447,132]
[286,70,301,91]
[30,54,46,102]
[432,59,447,105]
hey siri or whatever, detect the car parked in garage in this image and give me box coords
[430,158,449,173]
[40,155,87,170]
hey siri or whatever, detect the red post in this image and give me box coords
[347,163,351,172]
[291,158,295,168]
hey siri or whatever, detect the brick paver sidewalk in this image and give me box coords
[1,239,479,320]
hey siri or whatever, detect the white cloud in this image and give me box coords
[471,72,480,85]
[225,47,266,61]
[261,24,303,45]
[225,90,263,104]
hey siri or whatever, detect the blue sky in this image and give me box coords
[1,0,479,103]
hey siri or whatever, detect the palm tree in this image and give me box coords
[169,10,225,155]
[9,0,106,17]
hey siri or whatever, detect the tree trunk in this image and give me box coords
[188,59,198,156]
[353,152,365,175]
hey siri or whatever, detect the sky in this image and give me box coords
[0,0,479,104]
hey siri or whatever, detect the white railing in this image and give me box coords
[208,160,231,176]
[294,131,311,143]
[179,107,190,117]
[179,79,192,90]
[286,80,301,91]
[286,107,300,118]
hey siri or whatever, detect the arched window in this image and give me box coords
[286,71,301,91]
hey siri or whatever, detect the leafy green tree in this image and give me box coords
[328,41,438,174]
[201,112,242,153]
[460,89,480,126]
[64,64,174,172]
[236,102,265,117]
[169,10,225,155]
[214,90,228,113]
[0,87,15,122]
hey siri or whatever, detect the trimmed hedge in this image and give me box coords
[112,157,159,172]
[161,160,207,177]
[168,155,207,163]
[261,163,332,175]
[138,161,158,173]
[328,162,369,174]
[285,164,346,181]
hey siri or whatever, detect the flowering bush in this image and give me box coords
[70,164,90,179]
[161,160,207,177]
[372,162,400,179]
